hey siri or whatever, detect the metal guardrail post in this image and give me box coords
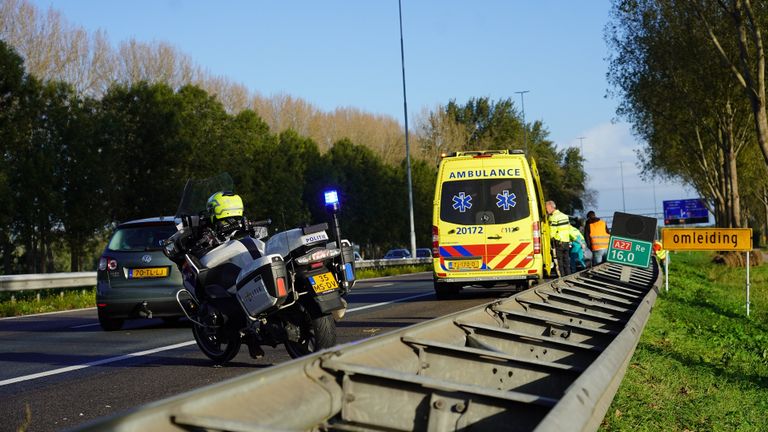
[72,261,661,432]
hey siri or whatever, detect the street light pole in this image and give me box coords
[515,90,530,156]
[619,161,626,212]
[578,136,586,156]
[398,0,417,258]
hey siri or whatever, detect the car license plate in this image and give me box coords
[128,267,169,279]
[309,272,338,293]
[448,260,481,271]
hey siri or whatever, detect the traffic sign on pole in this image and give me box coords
[606,235,653,269]
[661,228,752,251]
[661,227,753,316]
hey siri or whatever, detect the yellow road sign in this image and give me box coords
[661,228,752,251]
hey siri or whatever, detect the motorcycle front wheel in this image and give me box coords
[284,313,336,359]
[192,322,241,364]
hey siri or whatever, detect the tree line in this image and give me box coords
[1,38,587,274]
[607,0,768,235]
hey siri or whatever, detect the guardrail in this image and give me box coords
[0,258,432,293]
[73,261,661,432]
[0,272,97,292]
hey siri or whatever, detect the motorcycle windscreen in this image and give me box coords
[175,172,235,218]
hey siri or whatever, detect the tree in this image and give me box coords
[308,139,404,255]
[98,82,186,221]
[445,97,523,151]
[693,0,768,169]
[606,0,757,227]
[0,39,31,273]
[419,98,587,214]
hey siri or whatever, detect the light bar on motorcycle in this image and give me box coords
[324,190,339,206]
[324,189,340,212]
[296,247,341,265]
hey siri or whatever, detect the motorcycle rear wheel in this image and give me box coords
[284,313,336,359]
[192,323,241,364]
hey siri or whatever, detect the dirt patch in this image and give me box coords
[711,250,763,267]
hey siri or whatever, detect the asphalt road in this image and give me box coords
[0,272,521,432]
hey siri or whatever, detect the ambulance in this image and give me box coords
[432,149,552,298]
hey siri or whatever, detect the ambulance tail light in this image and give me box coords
[432,225,439,257]
[533,221,541,254]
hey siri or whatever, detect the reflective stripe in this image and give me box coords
[549,211,571,242]
[588,220,610,250]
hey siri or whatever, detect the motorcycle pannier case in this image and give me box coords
[234,254,291,317]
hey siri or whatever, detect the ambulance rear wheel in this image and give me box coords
[434,282,460,300]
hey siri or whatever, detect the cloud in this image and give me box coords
[575,122,696,221]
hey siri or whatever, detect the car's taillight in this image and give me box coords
[533,221,541,254]
[432,225,439,257]
[99,256,118,271]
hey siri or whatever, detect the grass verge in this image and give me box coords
[0,287,96,317]
[354,264,431,280]
[601,251,768,431]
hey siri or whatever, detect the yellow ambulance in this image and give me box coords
[432,149,552,298]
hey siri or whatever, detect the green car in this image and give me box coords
[96,217,184,331]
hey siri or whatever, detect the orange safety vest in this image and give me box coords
[588,219,609,251]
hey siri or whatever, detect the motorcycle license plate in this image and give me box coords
[310,272,338,293]
[128,267,169,279]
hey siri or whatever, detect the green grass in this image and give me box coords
[601,252,768,431]
[0,287,96,317]
[354,264,431,280]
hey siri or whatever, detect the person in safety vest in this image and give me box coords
[546,200,571,276]
[653,240,667,261]
[584,210,610,266]
[568,225,587,273]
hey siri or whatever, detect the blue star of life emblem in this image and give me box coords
[452,192,472,213]
[496,190,517,210]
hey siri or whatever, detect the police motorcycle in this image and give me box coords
[163,173,355,363]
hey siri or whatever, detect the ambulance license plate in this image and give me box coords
[448,260,481,271]
[310,272,338,293]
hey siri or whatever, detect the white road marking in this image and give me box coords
[69,323,101,329]
[0,307,96,321]
[2,289,433,386]
[347,292,433,313]
[372,283,393,287]
[0,341,197,387]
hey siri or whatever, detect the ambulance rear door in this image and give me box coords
[530,157,553,277]
[480,158,537,274]
[436,177,487,273]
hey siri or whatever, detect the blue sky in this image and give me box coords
[29,0,697,222]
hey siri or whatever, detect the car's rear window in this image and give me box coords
[440,178,530,225]
[107,224,177,252]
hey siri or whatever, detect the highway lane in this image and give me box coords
[0,273,521,432]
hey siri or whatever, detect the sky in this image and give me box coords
[28,0,699,224]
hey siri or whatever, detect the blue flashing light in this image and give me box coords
[324,190,339,206]
[344,262,355,281]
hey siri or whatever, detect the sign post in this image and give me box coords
[661,228,753,316]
